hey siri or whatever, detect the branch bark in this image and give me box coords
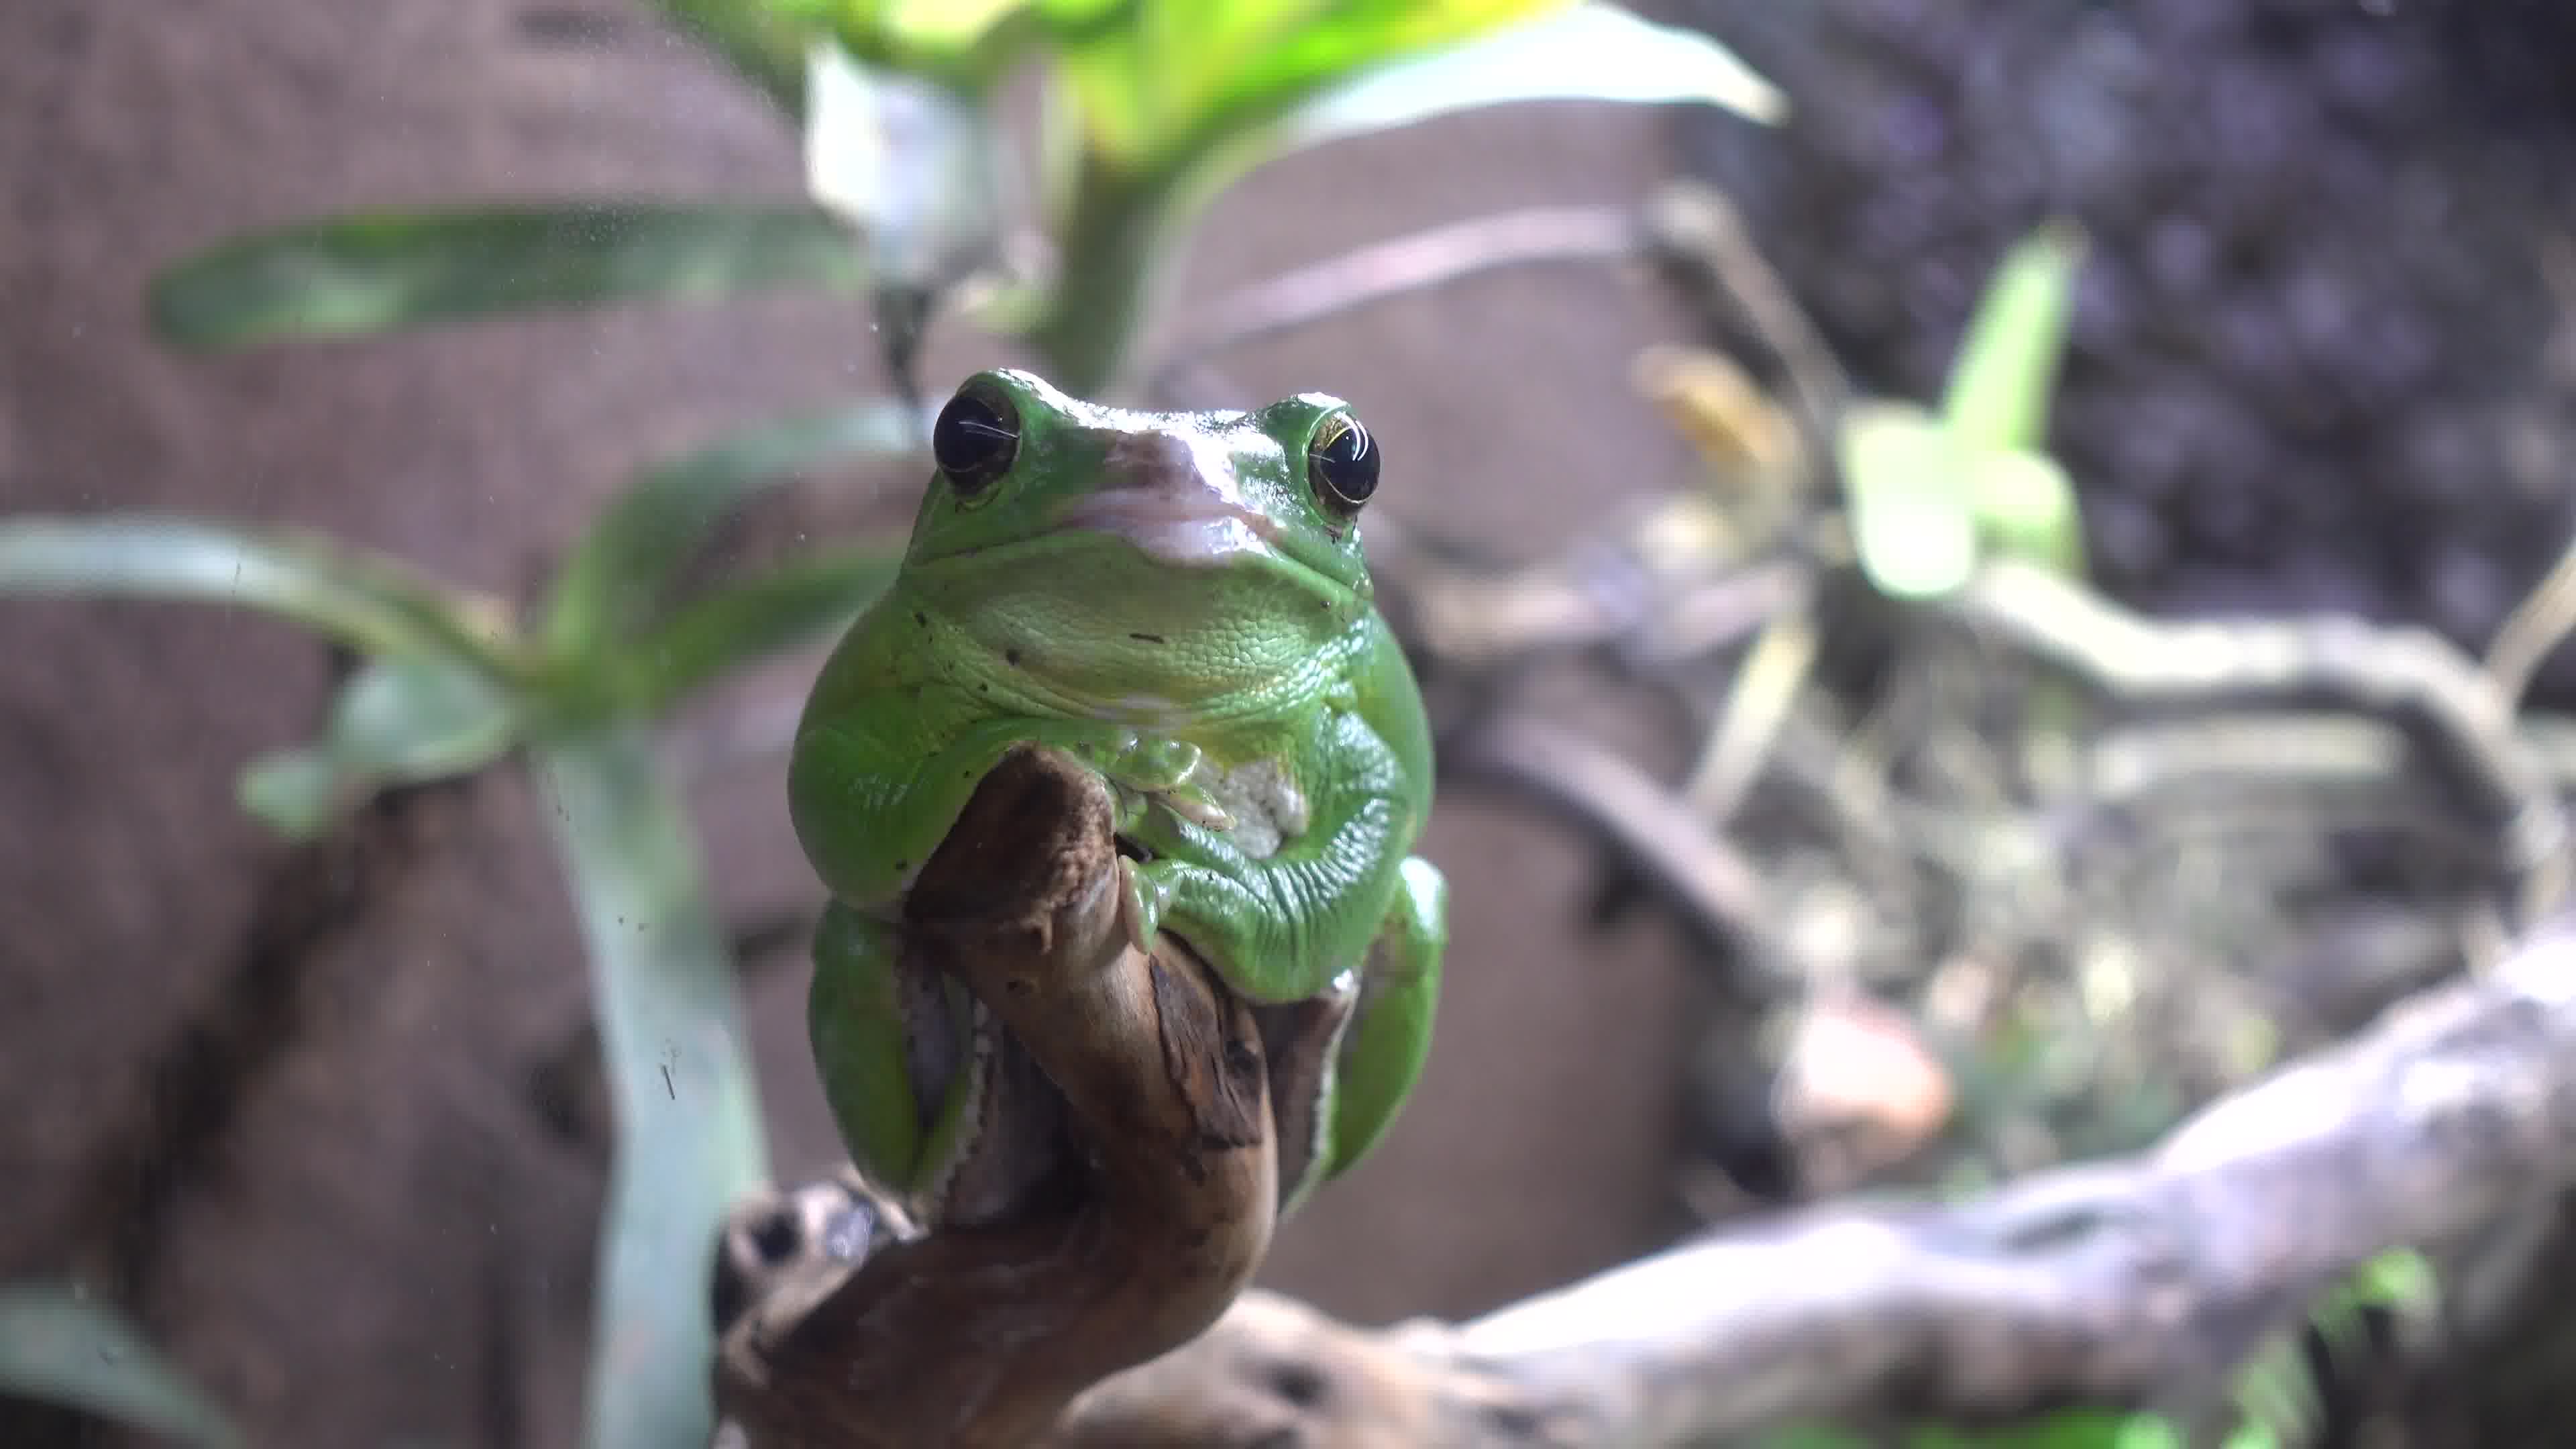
[713,746,1277,1448]
[721,895,2576,1445]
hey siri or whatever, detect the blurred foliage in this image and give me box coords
[1838,223,2088,600]
[150,0,1776,400]
[148,205,868,351]
[1,461,902,1446]
[0,1281,241,1448]
[10,1,1778,1445]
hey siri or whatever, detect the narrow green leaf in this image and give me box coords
[0,1281,241,1448]
[236,655,521,839]
[0,515,521,677]
[150,204,868,351]
[543,401,916,656]
[1968,447,2086,579]
[611,546,902,712]
[1837,402,1978,600]
[1049,0,1568,168]
[1258,2,1782,166]
[238,749,349,840]
[1941,222,2087,457]
[2112,1417,2189,1449]
[531,731,769,1449]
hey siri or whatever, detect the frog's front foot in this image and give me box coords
[1116,857,1168,955]
[1071,732,1236,834]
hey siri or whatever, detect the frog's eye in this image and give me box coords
[932,387,1020,497]
[1307,414,1379,518]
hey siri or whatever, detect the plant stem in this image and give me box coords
[531,729,770,1449]
[1024,152,1176,398]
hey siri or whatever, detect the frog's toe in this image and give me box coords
[1095,733,1205,794]
[1155,782,1236,832]
[1116,856,1167,954]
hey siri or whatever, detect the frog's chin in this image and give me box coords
[1053,489,1284,570]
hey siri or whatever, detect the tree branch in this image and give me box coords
[720,910,2576,1445]
[1083,915,2576,1443]
[712,747,1278,1448]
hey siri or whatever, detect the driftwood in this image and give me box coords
[712,747,1277,1448]
[710,739,2576,1446]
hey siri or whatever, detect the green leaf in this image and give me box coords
[1049,0,1574,168]
[1940,222,2086,457]
[543,401,917,657]
[2347,1246,2437,1317]
[1838,401,1978,600]
[531,731,769,1449]
[608,546,902,712]
[0,515,521,677]
[2230,1332,2320,1449]
[1258,2,1782,165]
[1911,1411,2174,1449]
[149,204,868,351]
[0,1281,241,1448]
[237,655,521,839]
[774,0,1034,89]
[1022,1,1777,393]
[1968,447,2086,578]
[2112,1417,2189,1449]
[237,751,348,840]
[2224,1426,2286,1449]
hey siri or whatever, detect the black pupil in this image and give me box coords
[1311,419,1378,509]
[932,393,1018,490]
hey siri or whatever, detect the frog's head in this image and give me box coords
[900,368,1381,615]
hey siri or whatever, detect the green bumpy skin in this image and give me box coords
[789,368,1447,1213]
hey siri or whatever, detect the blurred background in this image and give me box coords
[7,1,2576,1444]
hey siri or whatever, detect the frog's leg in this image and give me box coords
[808,900,983,1201]
[792,708,1232,912]
[1317,856,1446,1184]
[1118,709,1421,1004]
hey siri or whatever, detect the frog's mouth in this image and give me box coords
[1055,488,1285,569]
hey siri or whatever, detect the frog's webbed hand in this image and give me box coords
[1116,712,1415,1004]
[1063,731,1235,832]
[794,713,1230,910]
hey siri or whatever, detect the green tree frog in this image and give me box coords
[788,368,1447,1216]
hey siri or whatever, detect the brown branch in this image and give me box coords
[713,747,1278,1448]
[720,914,2576,1443]
[708,680,2576,1446]
[1033,915,2576,1444]
[1949,560,2571,918]
[709,741,2576,1445]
